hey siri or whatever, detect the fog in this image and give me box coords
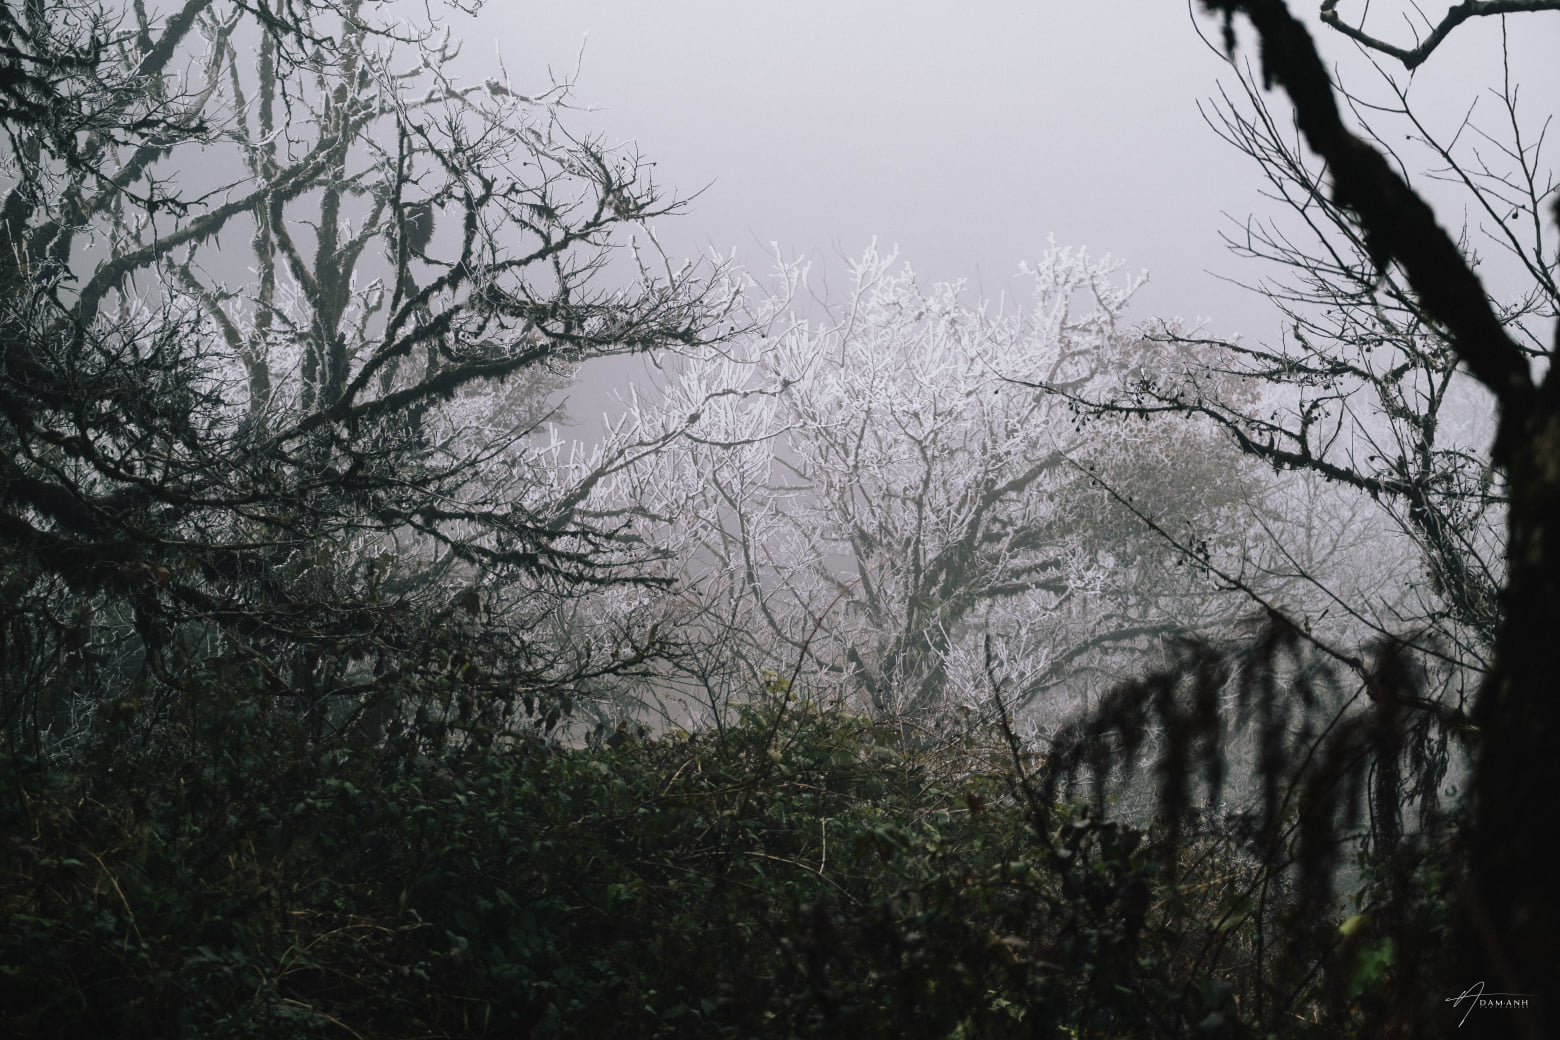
[436,2,1556,340]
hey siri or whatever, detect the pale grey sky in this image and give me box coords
[439,0,1558,346]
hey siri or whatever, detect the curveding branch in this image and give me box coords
[1319,0,1560,70]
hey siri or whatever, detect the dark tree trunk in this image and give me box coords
[1469,373,1560,1030]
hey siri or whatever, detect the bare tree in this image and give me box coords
[0,0,731,756]
[1004,5,1558,1033]
[1054,2,1557,1033]
[1040,4,1557,714]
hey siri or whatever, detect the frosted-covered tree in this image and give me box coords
[621,243,1335,727]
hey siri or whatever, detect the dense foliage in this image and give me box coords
[1,676,1455,1038]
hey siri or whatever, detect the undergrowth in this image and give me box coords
[2,629,1469,1037]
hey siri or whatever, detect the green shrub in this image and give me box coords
[3,677,1448,1038]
